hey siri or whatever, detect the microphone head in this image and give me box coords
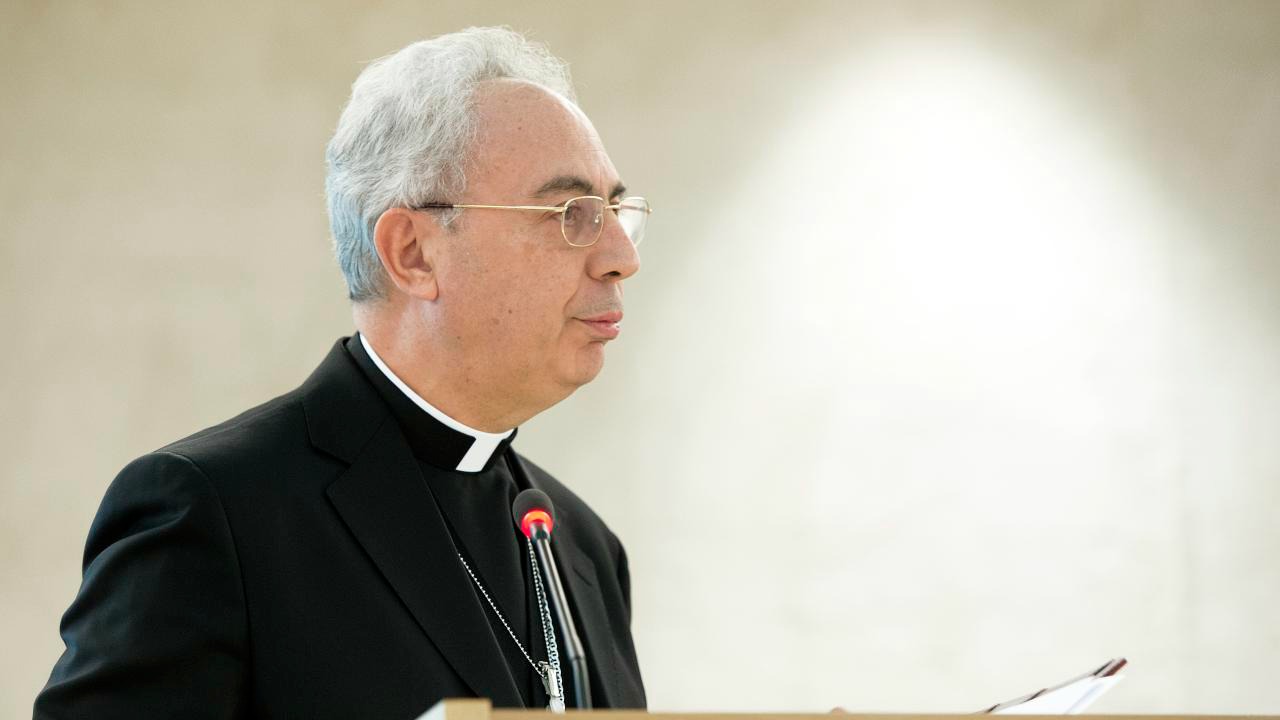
[512,488,555,539]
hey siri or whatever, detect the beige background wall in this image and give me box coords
[2,1,1278,716]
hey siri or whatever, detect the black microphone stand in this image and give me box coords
[528,523,592,710]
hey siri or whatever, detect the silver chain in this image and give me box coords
[527,538,565,703]
[456,538,564,711]
[457,550,536,668]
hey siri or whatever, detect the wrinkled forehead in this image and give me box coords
[466,79,618,199]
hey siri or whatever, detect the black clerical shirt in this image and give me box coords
[346,334,558,709]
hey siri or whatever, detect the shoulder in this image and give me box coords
[92,389,308,533]
[148,382,352,500]
[157,388,308,469]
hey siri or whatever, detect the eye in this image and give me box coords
[561,200,584,227]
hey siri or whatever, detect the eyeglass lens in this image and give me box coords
[562,197,649,247]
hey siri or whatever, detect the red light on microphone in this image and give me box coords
[520,509,554,539]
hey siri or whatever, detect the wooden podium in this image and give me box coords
[416,698,1272,720]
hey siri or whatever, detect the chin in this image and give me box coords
[565,344,607,387]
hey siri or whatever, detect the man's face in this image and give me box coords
[427,80,640,413]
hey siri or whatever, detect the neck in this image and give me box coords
[354,304,537,433]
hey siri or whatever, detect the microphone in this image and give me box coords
[512,489,592,710]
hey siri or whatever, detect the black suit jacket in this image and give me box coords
[35,338,646,719]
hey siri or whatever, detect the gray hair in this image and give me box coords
[325,27,577,302]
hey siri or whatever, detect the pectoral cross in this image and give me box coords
[538,661,565,712]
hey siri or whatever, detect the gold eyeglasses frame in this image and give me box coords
[414,195,651,247]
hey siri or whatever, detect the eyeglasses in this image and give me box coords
[415,195,651,248]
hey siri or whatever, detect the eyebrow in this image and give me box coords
[533,174,628,201]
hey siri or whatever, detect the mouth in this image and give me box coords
[575,310,623,340]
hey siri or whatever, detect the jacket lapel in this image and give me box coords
[559,545,622,708]
[303,339,523,707]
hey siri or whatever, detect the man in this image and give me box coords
[35,27,649,719]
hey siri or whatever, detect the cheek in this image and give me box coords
[493,286,556,340]
[443,229,585,355]
[479,260,579,347]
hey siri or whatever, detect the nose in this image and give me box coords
[586,208,640,282]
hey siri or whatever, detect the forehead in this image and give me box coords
[466,80,618,198]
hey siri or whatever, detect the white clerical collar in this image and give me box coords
[359,334,514,472]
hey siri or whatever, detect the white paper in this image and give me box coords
[1066,676,1121,714]
[994,675,1122,715]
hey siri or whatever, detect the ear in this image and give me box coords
[373,208,440,302]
